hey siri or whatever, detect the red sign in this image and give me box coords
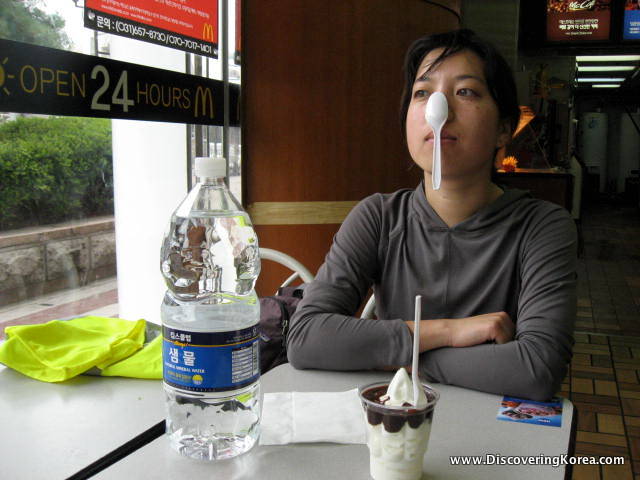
[546,0,611,42]
[85,0,218,57]
[234,0,241,64]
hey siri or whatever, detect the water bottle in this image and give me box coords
[160,156,261,460]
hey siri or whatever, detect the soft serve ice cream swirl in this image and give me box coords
[385,368,428,407]
[364,368,435,480]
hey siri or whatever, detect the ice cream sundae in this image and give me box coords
[359,368,439,480]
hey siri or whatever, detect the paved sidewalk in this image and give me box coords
[0,278,119,340]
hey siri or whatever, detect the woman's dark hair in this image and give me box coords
[399,29,520,139]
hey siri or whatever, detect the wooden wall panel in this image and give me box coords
[254,224,338,296]
[243,0,461,295]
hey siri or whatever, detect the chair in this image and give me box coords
[259,247,378,318]
[259,248,314,294]
[362,294,376,319]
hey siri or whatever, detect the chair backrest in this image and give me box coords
[259,248,378,317]
[362,295,376,319]
[259,248,314,294]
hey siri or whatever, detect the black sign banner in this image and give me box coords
[0,39,239,126]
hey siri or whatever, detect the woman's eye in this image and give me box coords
[457,88,478,97]
[413,89,428,99]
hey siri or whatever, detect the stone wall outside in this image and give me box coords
[0,217,116,306]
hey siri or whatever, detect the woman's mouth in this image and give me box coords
[425,131,457,143]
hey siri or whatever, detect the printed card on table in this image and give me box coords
[497,396,563,427]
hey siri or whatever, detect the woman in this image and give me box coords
[286,29,576,402]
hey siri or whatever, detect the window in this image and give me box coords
[0,0,241,334]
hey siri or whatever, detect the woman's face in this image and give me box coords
[405,48,510,184]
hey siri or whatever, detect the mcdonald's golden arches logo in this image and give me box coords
[202,23,215,42]
[194,85,214,119]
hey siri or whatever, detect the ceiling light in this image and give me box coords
[577,66,635,72]
[576,77,625,82]
[576,55,640,62]
[592,84,620,88]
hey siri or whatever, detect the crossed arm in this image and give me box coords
[287,197,577,401]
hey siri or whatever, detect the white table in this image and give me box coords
[95,364,575,480]
[0,364,166,480]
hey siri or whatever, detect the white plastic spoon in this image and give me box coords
[412,295,421,406]
[425,92,448,190]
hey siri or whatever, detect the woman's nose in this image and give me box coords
[442,94,454,122]
[424,91,454,126]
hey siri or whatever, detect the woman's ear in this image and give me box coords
[496,120,512,149]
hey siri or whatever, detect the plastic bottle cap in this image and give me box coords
[194,156,226,179]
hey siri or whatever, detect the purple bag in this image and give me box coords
[258,286,305,374]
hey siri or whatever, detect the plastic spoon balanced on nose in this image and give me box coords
[425,92,448,190]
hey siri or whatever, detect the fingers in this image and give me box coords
[490,311,515,344]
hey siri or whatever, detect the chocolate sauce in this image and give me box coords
[362,385,434,433]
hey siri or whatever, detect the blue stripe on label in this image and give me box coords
[162,326,260,392]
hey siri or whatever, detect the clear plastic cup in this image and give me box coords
[359,381,439,480]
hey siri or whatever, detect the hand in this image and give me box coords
[403,312,515,353]
[447,312,515,348]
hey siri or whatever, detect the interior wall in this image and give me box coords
[242,0,461,295]
[619,111,640,194]
[576,99,640,195]
[461,0,519,72]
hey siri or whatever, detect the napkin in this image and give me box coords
[260,388,367,445]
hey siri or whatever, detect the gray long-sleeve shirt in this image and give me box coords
[286,182,577,401]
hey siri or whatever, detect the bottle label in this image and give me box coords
[162,325,260,392]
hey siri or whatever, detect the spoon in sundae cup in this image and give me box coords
[412,295,422,406]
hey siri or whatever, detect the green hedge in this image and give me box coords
[0,116,113,230]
